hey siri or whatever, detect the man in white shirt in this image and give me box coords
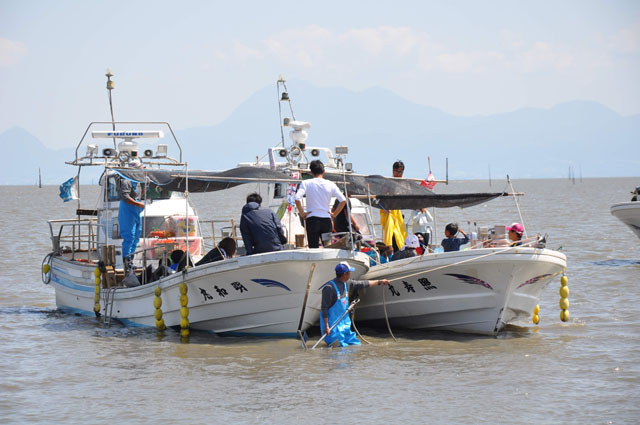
[295,160,347,248]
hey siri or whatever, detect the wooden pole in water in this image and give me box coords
[297,263,316,334]
[445,158,449,185]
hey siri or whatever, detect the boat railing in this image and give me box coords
[48,218,100,261]
[199,218,240,250]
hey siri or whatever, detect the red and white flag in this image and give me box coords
[420,172,437,190]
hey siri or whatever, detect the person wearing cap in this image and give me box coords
[118,159,146,274]
[295,160,346,248]
[320,262,389,347]
[391,234,420,261]
[441,223,469,252]
[507,223,524,246]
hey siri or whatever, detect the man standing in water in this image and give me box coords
[294,160,346,248]
[119,159,145,274]
[320,262,389,347]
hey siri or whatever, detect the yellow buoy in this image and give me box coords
[180,329,190,338]
[180,306,189,317]
[533,304,540,314]
[154,287,162,297]
[532,314,540,324]
[43,264,51,274]
[180,318,190,329]
[154,309,163,320]
[559,286,569,298]
[153,297,162,309]
[560,275,568,286]
[560,298,570,310]
[560,310,570,322]
[94,268,101,278]
[156,319,166,330]
[180,295,188,307]
[179,283,188,295]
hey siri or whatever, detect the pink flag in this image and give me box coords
[420,172,437,190]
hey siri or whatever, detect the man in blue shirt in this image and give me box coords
[441,223,469,252]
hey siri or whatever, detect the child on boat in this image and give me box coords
[441,223,469,252]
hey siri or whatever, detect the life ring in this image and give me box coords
[42,253,53,284]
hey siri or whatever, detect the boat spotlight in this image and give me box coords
[144,149,153,158]
[335,146,348,155]
[311,149,320,157]
[86,144,98,157]
[278,149,288,157]
[102,148,116,157]
[345,162,353,171]
[157,144,168,157]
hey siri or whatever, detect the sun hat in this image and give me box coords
[506,222,524,235]
[404,234,420,249]
[335,262,356,274]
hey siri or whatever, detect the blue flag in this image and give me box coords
[59,177,78,202]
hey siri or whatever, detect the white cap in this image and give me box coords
[404,234,420,249]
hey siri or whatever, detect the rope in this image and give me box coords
[350,306,371,345]
[381,284,397,341]
[387,238,541,283]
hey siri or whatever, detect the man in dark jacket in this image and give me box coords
[240,193,288,255]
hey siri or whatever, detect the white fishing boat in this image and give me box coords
[244,77,568,336]
[610,187,640,239]
[355,246,566,335]
[42,72,369,337]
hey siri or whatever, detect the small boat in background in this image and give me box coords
[611,186,640,239]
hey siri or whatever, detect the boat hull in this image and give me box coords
[355,248,567,335]
[611,202,640,239]
[50,250,370,337]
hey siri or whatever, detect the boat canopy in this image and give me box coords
[114,166,509,209]
[113,166,301,193]
[321,172,508,210]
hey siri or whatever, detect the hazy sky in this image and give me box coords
[1,0,639,148]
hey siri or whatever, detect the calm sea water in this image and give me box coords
[1,177,638,424]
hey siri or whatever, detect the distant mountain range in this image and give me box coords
[2,80,638,185]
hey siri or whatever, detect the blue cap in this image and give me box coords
[335,262,356,274]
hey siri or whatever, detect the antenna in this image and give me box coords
[105,68,116,149]
[277,75,296,147]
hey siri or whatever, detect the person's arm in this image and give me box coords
[239,217,254,255]
[348,279,390,291]
[350,214,360,232]
[295,200,307,220]
[458,230,469,244]
[331,200,346,219]
[121,181,145,208]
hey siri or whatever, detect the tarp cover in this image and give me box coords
[321,172,507,209]
[113,167,299,193]
[114,166,508,209]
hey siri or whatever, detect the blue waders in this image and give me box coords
[119,198,143,265]
[319,280,361,347]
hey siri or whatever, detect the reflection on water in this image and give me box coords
[0,178,639,424]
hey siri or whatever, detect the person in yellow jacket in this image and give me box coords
[380,160,408,251]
